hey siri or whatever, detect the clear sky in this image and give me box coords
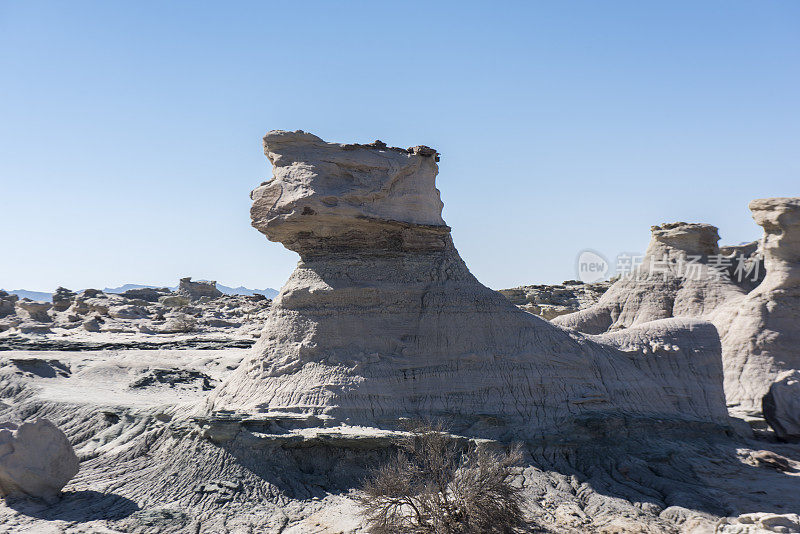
[1,1,798,292]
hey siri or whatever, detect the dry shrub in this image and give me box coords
[359,423,527,534]
[169,313,196,333]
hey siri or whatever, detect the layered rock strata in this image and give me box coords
[206,130,732,438]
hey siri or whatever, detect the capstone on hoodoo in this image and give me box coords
[206,130,733,439]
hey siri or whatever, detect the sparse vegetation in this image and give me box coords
[169,313,196,333]
[359,423,527,534]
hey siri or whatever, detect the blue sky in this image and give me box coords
[1,1,798,291]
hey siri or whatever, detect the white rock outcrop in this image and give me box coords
[15,300,53,323]
[178,277,223,300]
[0,418,79,502]
[498,280,611,319]
[762,370,800,441]
[552,222,747,334]
[709,199,800,417]
[716,513,800,534]
[206,130,732,438]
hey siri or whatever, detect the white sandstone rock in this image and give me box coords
[205,131,732,439]
[15,300,53,323]
[712,198,800,415]
[762,370,800,441]
[498,280,611,320]
[250,130,446,255]
[0,419,79,502]
[178,277,222,300]
[552,222,747,334]
[716,513,800,533]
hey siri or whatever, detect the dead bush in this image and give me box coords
[167,313,196,333]
[359,423,527,534]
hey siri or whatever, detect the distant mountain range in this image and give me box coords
[1,289,54,302]
[2,283,279,302]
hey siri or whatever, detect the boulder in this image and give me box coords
[159,295,190,308]
[160,313,196,333]
[762,370,800,441]
[15,322,52,334]
[69,294,111,316]
[716,513,800,533]
[0,419,80,502]
[205,130,732,439]
[712,198,800,414]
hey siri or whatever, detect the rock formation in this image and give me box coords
[552,222,747,334]
[499,280,611,319]
[720,240,765,292]
[120,286,171,302]
[206,130,732,438]
[15,300,52,323]
[0,291,19,319]
[718,513,800,533]
[51,287,76,312]
[178,277,223,300]
[712,198,800,416]
[1,132,798,532]
[0,282,272,350]
[762,370,800,441]
[0,419,79,502]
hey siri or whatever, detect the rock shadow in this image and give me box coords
[5,490,139,521]
[538,418,800,519]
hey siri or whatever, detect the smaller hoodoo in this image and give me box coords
[553,222,747,334]
[712,198,800,416]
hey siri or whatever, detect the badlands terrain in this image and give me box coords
[0,131,799,533]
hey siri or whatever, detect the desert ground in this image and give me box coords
[1,131,799,533]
